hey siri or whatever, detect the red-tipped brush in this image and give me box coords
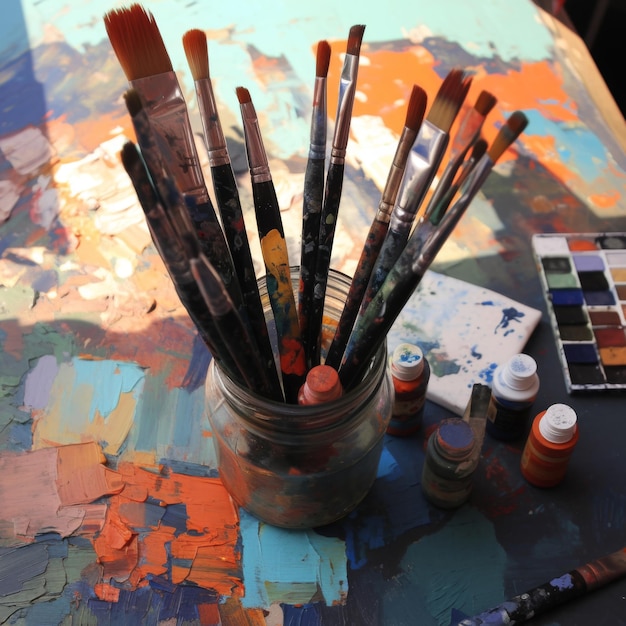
[307,24,366,366]
[299,40,332,367]
[324,84,428,369]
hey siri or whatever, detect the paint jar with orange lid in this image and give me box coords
[298,364,343,405]
[521,403,579,488]
[387,342,430,436]
[205,268,393,528]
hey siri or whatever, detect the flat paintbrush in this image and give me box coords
[183,28,283,401]
[104,5,240,305]
[339,111,529,390]
[357,69,471,317]
[298,40,331,368]
[120,140,243,383]
[324,85,427,370]
[423,89,496,220]
[307,24,365,367]
[237,86,307,403]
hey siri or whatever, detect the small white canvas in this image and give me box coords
[388,270,542,415]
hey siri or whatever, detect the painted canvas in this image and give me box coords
[389,270,542,415]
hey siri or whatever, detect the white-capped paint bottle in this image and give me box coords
[521,403,579,487]
[486,353,540,441]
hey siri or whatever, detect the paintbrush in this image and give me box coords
[123,89,200,251]
[339,111,528,390]
[119,140,244,383]
[426,137,488,226]
[456,546,626,625]
[190,252,280,399]
[357,69,471,317]
[324,85,428,370]
[104,5,240,304]
[307,24,366,367]
[183,28,283,401]
[423,89,496,220]
[298,40,331,368]
[236,86,307,403]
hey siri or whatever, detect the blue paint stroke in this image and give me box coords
[239,509,348,609]
[72,358,145,422]
[281,603,323,626]
[470,345,482,360]
[182,334,212,391]
[550,573,575,590]
[495,308,525,335]
[342,438,431,570]
[478,362,498,385]
[521,109,611,183]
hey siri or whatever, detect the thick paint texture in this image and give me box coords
[239,510,348,609]
[0,443,123,546]
[2,0,625,622]
[382,507,507,625]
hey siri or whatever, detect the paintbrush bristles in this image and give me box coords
[347,25,366,56]
[104,4,173,80]
[182,29,209,81]
[236,86,252,104]
[426,69,471,132]
[405,85,428,133]
[316,40,331,77]
[474,90,497,117]
[488,111,529,162]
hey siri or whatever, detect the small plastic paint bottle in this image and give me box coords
[421,418,477,509]
[521,403,579,488]
[387,343,430,436]
[298,364,343,405]
[486,353,540,441]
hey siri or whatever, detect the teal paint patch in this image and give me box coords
[382,507,507,625]
[72,358,145,422]
[239,509,348,609]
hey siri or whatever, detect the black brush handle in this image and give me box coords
[299,156,325,367]
[308,161,345,366]
[211,162,283,401]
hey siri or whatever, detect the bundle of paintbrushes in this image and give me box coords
[104,3,528,403]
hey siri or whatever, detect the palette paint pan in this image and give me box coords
[532,233,626,392]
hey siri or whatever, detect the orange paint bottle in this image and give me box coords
[298,364,343,405]
[521,403,579,488]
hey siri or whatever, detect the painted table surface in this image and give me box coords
[1,0,625,624]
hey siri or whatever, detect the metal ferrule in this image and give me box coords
[195,78,230,167]
[131,72,209,204]
[239,101,271,184]
[308,76,327,160]
[376,126,418,222]
[330,53,359,163]
[391,120,449,232]
[413,154,493,274]
[426,108,485,215]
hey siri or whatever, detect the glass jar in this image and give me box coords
[205,268,393,528]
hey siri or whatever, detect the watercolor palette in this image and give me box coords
[532,233,626,392]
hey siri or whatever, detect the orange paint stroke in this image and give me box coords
[568,238,599,251]
[589,190,621,209]
[90,463,242,598]
[328,41,618,196]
